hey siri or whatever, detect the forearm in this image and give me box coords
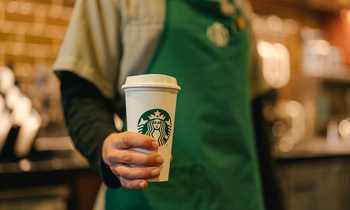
[57,71,121,188]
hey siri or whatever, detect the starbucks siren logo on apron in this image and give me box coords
[138,109,172,146]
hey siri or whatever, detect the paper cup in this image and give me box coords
[122,74,180,182]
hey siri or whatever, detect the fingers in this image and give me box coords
[113,164,160,180]
[102,132,167,190]
[107,149,164,166]
[115,131,159,151]
[111,164,161,190]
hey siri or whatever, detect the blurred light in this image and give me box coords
[12,96,32,125]
[20,63,33,77]
[340,10,350,24]
[285,128,300,143]
[62,8,73,21]
[257,41,275,58]
[284,19,299,35]
[257,41,290,89]
[307,40,318,55]
[285,101,301,117]
[12,42,24,55]
[284,100,305,142]
[0,95,4,114]
[14,110,41,158]
[315,40,330,55]
[0,66,15,94]
[52,158,63,170]
[40,113,50,128]
[32,24,45,36]
[274,43,290,88]
[267,15,283,32]
[50,5,63,19]
[28,117,39,130]
[279,136,294,152]
[0,111,12,152]
[272,121,287,137]
[251,15,266,33]
[2,21,13,33]
[263,103,276,121]
[19,159,31,171]
[7,1,18,13]
[20,3,32,15]
[34,5,46,17]
[327,121,339,145]
[5,86,21,109]
[339,119,350,138]
[44,25,55,38]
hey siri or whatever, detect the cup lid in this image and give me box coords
[121,74,181,91]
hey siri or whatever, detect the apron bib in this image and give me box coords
[106,0,265,209]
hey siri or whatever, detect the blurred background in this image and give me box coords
[0,0,350,209]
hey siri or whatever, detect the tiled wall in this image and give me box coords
[0,0,74,75]
[0,0,75,136]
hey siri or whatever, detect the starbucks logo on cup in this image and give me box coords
[138,109,172,147]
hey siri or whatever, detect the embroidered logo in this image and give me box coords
[138,109,172,147]
[206,22,229,47]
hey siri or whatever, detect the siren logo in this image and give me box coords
[138,109,172,147]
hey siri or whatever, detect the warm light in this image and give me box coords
[62,8,73,21]
[284,19,299,35]
[339,119,350,138]
[257,41,290,89]
[279,136,294,152]
[284,100,305,142]
[7,1,18,13]
[272,121,287,137]
[5,86,21,109]
[12,42,24,55]
[28,117,39,130]
[257,41,274,58]
[267,15,283,32]
[52,158,63,170]
[2,21,13,33]
[0,66,15,94]
[50,5,63,19]
[0,111,12,152]
[327,121,339,145]
[0,95,4,114]
[307,40,317,55]
[32,24,45,36]
[274,43,290,88]
[340,10,350,24]
[285,128,300,143]
[12,96,32,125]
[19,159,31,171]
[315,40,330,55]
[20,3,32,15]
[285,101,301,117]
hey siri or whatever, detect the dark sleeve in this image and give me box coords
[56,71,121,188]
[252,90,285,210]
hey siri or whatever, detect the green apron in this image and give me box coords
[106,0,265,209]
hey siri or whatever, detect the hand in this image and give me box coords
[102,131,164,190]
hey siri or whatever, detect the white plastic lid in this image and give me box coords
[121,74,181,91]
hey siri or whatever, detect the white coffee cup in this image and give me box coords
[121,74,181,182]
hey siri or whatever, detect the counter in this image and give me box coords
[274,137,350,210]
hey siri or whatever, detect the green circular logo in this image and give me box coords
[138,109,172,147]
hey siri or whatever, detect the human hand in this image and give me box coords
[102,131,164,190]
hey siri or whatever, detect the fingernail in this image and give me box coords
[151,169,159,177]
[139,182,145,189]
[156,156,164,164]
[152,141,158,149]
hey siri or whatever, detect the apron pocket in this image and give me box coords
[145,162,213,210]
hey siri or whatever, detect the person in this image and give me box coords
[53,0,284,209]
